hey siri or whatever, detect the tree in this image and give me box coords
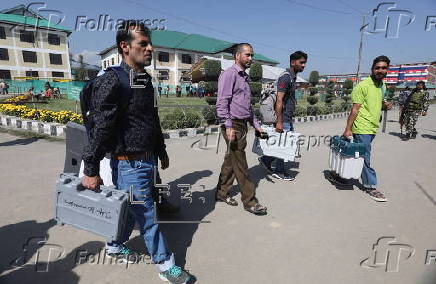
[343,79,354,91]
[306,87,319,115]
[307,87,318,105]
[76,54,87,81]
[387,85,397,102]
[325,81,335,106]
[249,63,263,82]
[308,71,319,87]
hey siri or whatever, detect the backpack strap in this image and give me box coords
[106,66,131,96]
[105,66,132,114]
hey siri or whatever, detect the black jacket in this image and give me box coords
[82,61,166,177]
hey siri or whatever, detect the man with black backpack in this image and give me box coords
[81,20,191,283]
[259,51,307,181]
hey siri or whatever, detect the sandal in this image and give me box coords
[244,203,267,215]
[366,189,387,202]
[216,196,238,206]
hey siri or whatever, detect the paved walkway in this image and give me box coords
[1,106,436,284]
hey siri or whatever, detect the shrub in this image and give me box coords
[249,63,263,82]
[308,87,318,96]
[250,96,260,105]
[343,79,354,90]
[202,106,219,125]
[307,95,318,105]
[161,108,201,130]
[249,82,262,97]
[294,104,306,117]
[340,102,351,111]
[318,104,333,115]
[205,97,217,105]
[253,107,261,119]
[332,104,343,113]
[306,105,320,116]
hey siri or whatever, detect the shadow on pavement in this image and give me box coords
[388,131,409,141]
[129,170,214,275]
[249,160,300,187]
[422,134,436,140]
[0,219,104,284]
[0,137,39,147]
[322,170,354,191]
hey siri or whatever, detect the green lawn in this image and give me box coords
[16,96,348,119]
[23,98,80,113]
[19,96,209,115]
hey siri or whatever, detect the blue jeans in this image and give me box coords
[353,134,377,189]
[107,156,172,264]
[261,122,294,174]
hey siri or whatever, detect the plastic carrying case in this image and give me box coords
[54,173,129,242]
[328,136,366,179]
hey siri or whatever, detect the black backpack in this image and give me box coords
[80,66,131,131]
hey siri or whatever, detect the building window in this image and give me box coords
[48,33,60,45]
[49,53,63,65]
[0,27,5,39]
[22,51,37,63]
[0,48,9,61]
[158,52,169,62]
[25,71,39,78]
[0,69,11,79]
[111,58,114,65]
[20,30,35,43]
[157,70,169,80]
[103,60,106,69]
[181,54,192,64]
[52,71,64,78]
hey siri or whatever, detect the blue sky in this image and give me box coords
[6,0,436,78]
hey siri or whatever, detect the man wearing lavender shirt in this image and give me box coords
[215,43,267,216]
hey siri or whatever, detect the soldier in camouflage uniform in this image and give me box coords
[401,81,430,139]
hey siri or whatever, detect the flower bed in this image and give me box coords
[0,103,83,124]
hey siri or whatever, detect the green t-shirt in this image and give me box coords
[351,77,385,134]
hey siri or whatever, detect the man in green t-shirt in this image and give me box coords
[329,55,393,202]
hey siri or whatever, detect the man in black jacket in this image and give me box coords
[82,20,191,283]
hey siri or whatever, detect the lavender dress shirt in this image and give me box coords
[216,64,260,129]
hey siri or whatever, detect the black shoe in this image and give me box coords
[411,132,417,139]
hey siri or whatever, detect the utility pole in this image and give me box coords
[356,14,366,83]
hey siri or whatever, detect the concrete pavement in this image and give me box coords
[1,106,436,284]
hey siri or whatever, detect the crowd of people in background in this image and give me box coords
[24,82,60,100]
[0,81,9,95]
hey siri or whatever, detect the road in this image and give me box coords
[1,106,435,284]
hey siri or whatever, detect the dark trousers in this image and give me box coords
[216,120,257,207]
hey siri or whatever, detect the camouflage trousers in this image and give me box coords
[403,110,420,135]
